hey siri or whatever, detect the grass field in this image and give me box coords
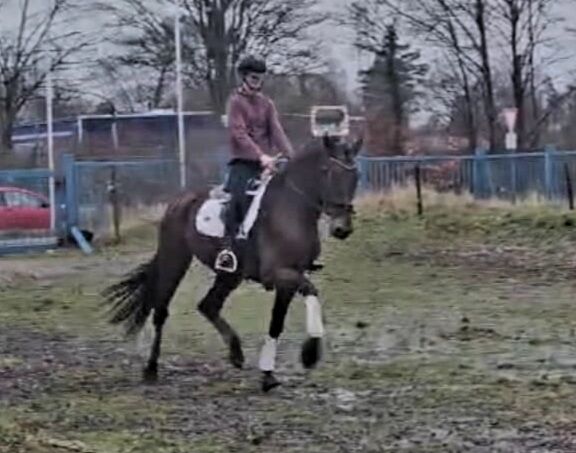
[2,192,576,452]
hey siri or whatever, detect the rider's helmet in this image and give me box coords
[237,55,267,77]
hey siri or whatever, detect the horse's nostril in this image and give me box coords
[333,226,350,239]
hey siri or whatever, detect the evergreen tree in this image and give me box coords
[360,24,428,155]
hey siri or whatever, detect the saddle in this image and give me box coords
[195,176,270,239]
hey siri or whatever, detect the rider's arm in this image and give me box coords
[268,102,295,158]
[228,97,264,160]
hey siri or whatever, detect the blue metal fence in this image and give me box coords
[0,153,228,254]
[64,153,228,237]
[65,157,182,236]
[357,148,576,202]
[6,146,576,256]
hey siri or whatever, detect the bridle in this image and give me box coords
[286,155,358,217]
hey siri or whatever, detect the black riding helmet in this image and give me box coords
[237,55,267,76]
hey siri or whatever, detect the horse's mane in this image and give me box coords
[284,138,325,171]
[298,138,325,159]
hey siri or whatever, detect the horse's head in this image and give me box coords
[319,135,363,240]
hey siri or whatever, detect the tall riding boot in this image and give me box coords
[215,206,239,274]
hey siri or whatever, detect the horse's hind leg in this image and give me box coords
[197,274,244,368]
[143,235,193,382]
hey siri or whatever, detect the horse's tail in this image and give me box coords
[102,255,158,337]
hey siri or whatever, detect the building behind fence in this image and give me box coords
[7,111,322,168]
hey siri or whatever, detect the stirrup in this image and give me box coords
[215,248,238,273]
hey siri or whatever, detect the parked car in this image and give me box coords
[0,187,50,231]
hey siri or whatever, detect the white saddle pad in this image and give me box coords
[196,178,270,239]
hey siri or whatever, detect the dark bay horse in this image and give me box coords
[103,135,362,391]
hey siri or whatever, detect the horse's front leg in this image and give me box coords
[298,278,324,369]
[259,270,325,391]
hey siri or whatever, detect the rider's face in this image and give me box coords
[244,72,265,91]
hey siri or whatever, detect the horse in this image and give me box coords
[102,135,363,392]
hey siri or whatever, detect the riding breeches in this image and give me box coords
[223,159,262,238]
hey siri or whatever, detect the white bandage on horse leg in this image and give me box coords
[136,316,154,358]
[304,295,324,338]
[258,336,278,371]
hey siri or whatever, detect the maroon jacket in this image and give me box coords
[227,87,294,162]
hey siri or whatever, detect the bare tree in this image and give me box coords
[366,0,501,150]
[368,0,564,152]
[495,0,556,149]
[427,61,485,150]
[352,0,484,150]
[92,0,185,111]
[95,0,328,114]
[93,59,173,113]
[0,0,91,153]
[472,0,498,150]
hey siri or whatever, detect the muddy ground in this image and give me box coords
[2,203,576,452]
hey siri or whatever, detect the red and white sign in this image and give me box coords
[502,108,518,133]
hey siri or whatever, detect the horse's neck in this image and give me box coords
[267,154,323,221]
[284,152,323,192]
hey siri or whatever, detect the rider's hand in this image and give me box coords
[259,154,276,170]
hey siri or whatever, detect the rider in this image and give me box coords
[215,55,295,273]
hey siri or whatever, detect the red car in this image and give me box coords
[0,187,50,231]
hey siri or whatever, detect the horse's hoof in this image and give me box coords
[142,366,158,384]
[262,372,281,392]
[229,336,244,369]
[301,337,322,369]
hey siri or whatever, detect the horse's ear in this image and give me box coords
[323,134,337,151]
[351,137,363,156]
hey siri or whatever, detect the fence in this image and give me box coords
[357,148,576,202]
[6,147,576,256]
[0,153,228,255]
[66,156,181,238]
[66,152,230,238]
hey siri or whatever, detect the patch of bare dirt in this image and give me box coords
[0,252,150,287]
[2,323,576,452]
[403,243,576,285]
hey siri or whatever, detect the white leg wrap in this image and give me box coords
[136,317,154,358]
[259,336,278,371]
[305,295,324,338]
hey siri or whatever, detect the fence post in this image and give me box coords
[510,153,517,203]
[357,156,369,193]
[54,183,67,239]
[565,163,574,210]
[544,145,555,199]
[108,166,122,243]
[63,153,78,232]
[415,164,423,216]
[473,148,487,198]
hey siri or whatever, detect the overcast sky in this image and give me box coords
[2,0,576,101]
